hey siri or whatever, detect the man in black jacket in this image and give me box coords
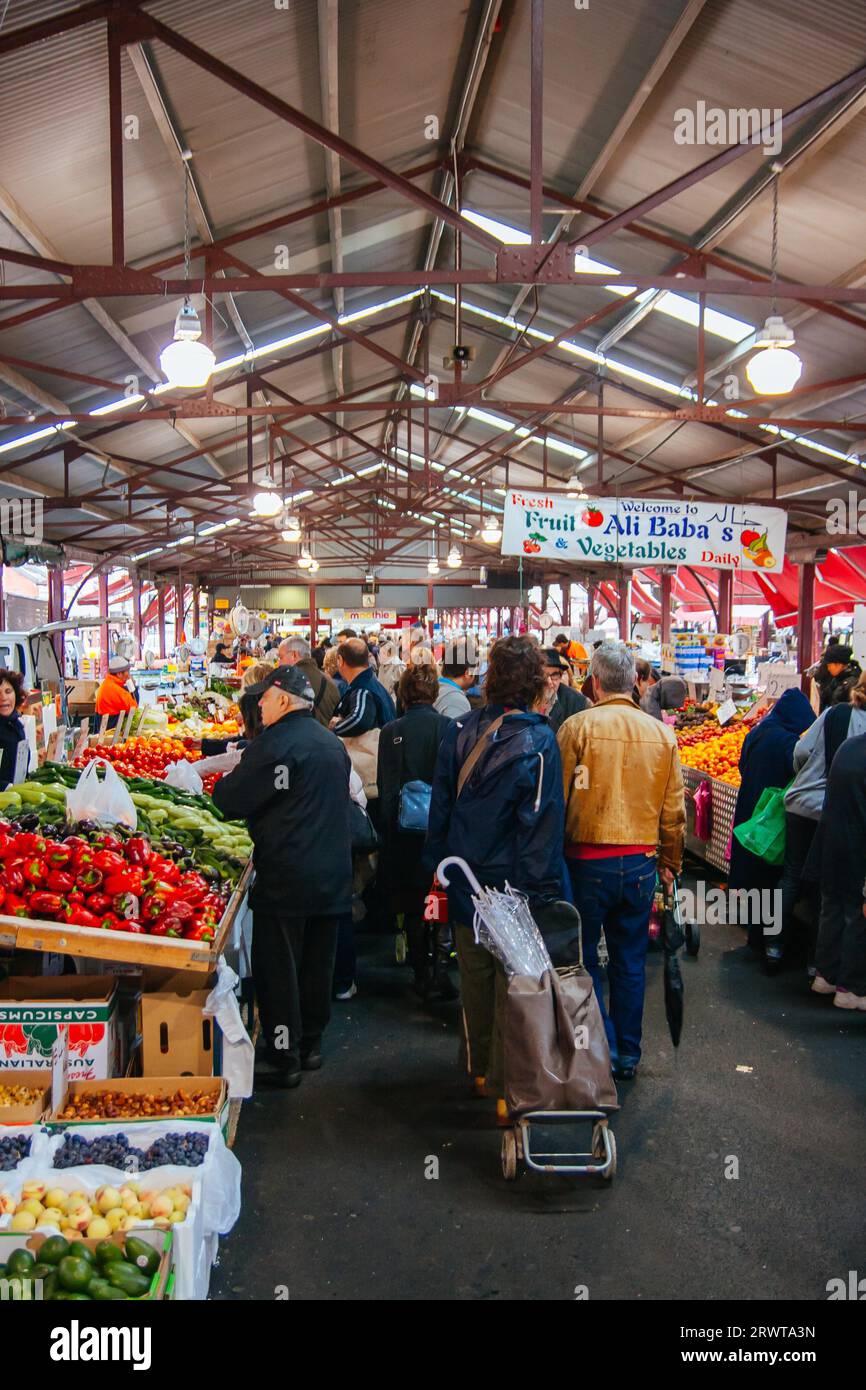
[542,648,590,734]
[331,638,396,736]
[212,665,353,1088]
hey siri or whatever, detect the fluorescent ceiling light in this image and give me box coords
[655,291,752,343]
[462,209,531,245]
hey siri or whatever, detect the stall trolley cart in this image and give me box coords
[437,856,618,1184]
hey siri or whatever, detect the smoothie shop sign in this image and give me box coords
[501,493,787,571]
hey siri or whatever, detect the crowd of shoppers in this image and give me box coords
[213,614,866,1108]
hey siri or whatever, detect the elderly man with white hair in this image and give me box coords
[278,635,340,727]
[213,665,353,1088]
[557,641,685,1081]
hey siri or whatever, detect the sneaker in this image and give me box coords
[811,974,836,996]
[335,982,357,1001]
[833,990,866,1011]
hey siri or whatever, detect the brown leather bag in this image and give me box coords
[504,966,619,1116]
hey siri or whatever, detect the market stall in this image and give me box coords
[0,710,254,1301]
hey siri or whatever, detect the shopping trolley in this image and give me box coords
[437,856,618,1183]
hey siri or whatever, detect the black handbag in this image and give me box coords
[350,799,379,854]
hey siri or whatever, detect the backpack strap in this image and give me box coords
[456,714,507,798]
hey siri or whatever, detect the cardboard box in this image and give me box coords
[0,1228,172,1300]
[0,1069,51,1124]
[141,989,220,1077]
[0,975,120,1080]
[50,1075,229,1136]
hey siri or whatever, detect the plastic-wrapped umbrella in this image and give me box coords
[663,878,686,1047]
[436,856,552,980]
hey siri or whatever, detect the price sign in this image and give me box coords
[661,643,676,675]
[51,1028,69,1116]
[708,667,726,700]
[73,719,90,762]
[764,668,800,699]
[41,701,57,746]
[716,698,737,726]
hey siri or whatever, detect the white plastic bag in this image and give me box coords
[66,757,137,830]
[163,759,204,794]
[205,958,254,1100]
[195,747,243,776]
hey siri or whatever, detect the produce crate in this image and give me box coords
[0,1227,173,1300]
[0,859,252,973]
[682,766,738,875]
[0,1071,51,1125]
[50,1075,230,1136]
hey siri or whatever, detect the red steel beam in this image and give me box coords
[530,0,544,247]
[566,58,866,252]
[127,10,502,255]
[0,0,115,57]
[468,156,866,336]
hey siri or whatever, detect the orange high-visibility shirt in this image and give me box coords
[95,672,137,716]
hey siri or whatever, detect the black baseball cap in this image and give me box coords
[247,666,315,702]
[542,647,570,671]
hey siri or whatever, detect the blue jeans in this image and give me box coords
[567,853,657,1067]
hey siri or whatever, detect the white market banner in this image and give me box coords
[501,491,787,571]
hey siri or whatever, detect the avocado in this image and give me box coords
[41,1271,58,1300]
[124,1236,159,1276]
[87,1277,112,1301]
[67,1240,95,1264]
[37,1235,70,1267]
[6,1248,36,1277]
[106,1261,151,1298]
[95,1240,125,1266]
[30,1261,55,1281]
[57,1255,95,1293]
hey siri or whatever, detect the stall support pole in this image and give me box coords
[131,571,142,661]
[587,585,595,631]
[192,582,200,642]
[0,566,5,630]
[798,562,816,689]
[157,586,166,660]
[660,571,672,645]
[175,580,185,645]
[562,583,571,626]
[617,578,631,641]
[717,570,733,636]
[47,567,65,668]
[98,572,110,676]
[308,584,317,643]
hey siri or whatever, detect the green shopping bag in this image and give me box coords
[732,784,789,865]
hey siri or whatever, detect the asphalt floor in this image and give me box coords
[211,881,866,1302]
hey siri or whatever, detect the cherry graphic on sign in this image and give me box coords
[582,507,603,528]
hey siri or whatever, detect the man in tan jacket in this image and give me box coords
[557,642,685,1080]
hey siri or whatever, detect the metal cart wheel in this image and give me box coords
[685,919,701,957]
[602,1129,617,1181]
[501,1127,521,1181]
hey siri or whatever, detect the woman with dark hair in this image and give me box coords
[424,636,566,1105]
[729,687,815,961]
[0,669,27,789]
[811,733,866,1009]
[377,663,451,998]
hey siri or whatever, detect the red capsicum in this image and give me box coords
[61,905,104,929]
[44,869,74,894]
[86,892,112,914]
[45,843,72,869]
[4,893,30,917]
[164,895,195,923]
[125,836,152,866]
[21,858,44,887]
[141,891,169,922]
[28,891,64,917]
[184,921,215,942]
[91,833,123,853]
[174,873,209,905]
[92,850,126,876]
[2,864,25,893]
[148,855,181,885]
[75,866,103,889]
[103,867,147,897]
[14,833,47,856]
